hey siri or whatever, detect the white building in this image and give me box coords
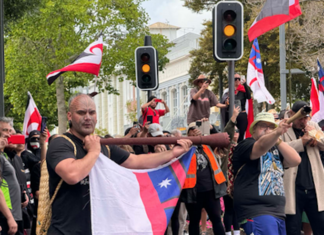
[91,22,220,135]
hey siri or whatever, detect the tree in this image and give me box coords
[5,0,171,133]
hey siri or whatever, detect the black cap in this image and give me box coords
[148,96,156,102]
[29,130,40,137]
[291,101,309,113]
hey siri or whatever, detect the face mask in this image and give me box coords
[30,142,40,149]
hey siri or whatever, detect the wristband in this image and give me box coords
[276,138,283,146]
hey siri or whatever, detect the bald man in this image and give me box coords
[46,93,193,235]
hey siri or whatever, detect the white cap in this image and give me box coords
[148,123,163,137]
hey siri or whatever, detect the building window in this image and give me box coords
[162,91,168,106]
[182,86,189,115]
[172,89,177,116]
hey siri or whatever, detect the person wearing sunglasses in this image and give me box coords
[222,74,251,143]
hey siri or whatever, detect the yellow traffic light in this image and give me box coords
[142,64,150,73]
[224,25,235,37]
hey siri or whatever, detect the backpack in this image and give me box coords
[36,135,110,235]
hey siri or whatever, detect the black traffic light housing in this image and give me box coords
[135,46,159,90]
[213,1,244,61]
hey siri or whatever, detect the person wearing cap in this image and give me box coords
[282,101,324,235]
[187,74,227,136]
[181,123,227,235]
[141,96,169,126]
[232,112,300,235]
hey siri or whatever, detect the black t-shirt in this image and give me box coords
[133,144,169,155]
[195,147,213,192]
[233,138,286,222]
[30,162,40,216]
[46,133,130,235]
[293,128,314,190]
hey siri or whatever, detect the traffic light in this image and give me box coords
[135,46,159,90]
[213,1,244,61]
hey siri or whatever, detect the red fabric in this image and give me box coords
[235,84,246,95]
[142,107,166,125]
[310,77,320,116]
[248,0,302,42]
[245,99,254,138]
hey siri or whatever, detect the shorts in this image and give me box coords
[241,215,286,235]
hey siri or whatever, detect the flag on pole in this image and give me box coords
[46,36,103,85]
[310,77,320,118]
[89,147,196,235]
[245,99,254,138]
[22,92,42,138]
[311,60,324,123]
[247,38,275,104]
[248,0,302,42]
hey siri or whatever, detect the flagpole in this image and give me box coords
[288,22,292,108]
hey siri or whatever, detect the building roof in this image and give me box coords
[149,22,180,30]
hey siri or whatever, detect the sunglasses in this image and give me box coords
[235,77,241,81]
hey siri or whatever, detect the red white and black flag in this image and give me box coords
[248,0,302,42]
[46,36,103,85]
[22,92,43,138]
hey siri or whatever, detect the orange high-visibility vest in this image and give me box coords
[183,145,226,189]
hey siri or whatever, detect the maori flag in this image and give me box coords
[248,0,302,42]
[46,36,103,85]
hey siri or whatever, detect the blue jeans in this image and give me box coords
[241,215,286,235]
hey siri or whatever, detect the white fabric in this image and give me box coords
[247,63,275,104]
[90,153,153,235]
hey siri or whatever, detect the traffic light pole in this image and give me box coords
[228,61,235,118]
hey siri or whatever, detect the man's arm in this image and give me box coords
[141,99,154,111]
[0,189,17,235]
[121,139,192,169]
[54,135,101,185]
[277,141,301,167]
[216,103,227,108]
[161,100,170,114]
[250,119,291,160]
[192,83,208,100]
[224,106,240,141]
[40,128,48,162]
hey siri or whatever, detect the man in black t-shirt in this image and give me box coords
[233,112,300,235]
[46,94,193,235]
[282,101,324,235]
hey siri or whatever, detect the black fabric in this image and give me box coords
[195,147,213,193]
[185,190,225,235]
[286,188,324,235]
[21,150,40,172]
[293,128,314,190]
[236,112,248,143]
[233,138,286,222]
[133,144,169,155]
[223,195,239,232]
[235,83,251,111]
[46,132,130,235]
[30,162,40,216]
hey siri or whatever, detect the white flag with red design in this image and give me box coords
[247,38,275,104]
[46,36,103,85]
[22,92,43,138]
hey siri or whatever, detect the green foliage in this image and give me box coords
[95,127,109,137]
[4,0,171,127]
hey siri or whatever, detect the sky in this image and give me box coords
[141,0,211,37]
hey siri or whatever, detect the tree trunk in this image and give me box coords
[56,76,67,134]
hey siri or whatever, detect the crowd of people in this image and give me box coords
[0,73,323,235]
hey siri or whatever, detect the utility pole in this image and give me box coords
[0,0,5,116]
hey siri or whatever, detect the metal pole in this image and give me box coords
[228,61,235,118]
[136,87,141,120]
[288,22,292,108]
[279,24,287,110]
[0,0,5,116]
